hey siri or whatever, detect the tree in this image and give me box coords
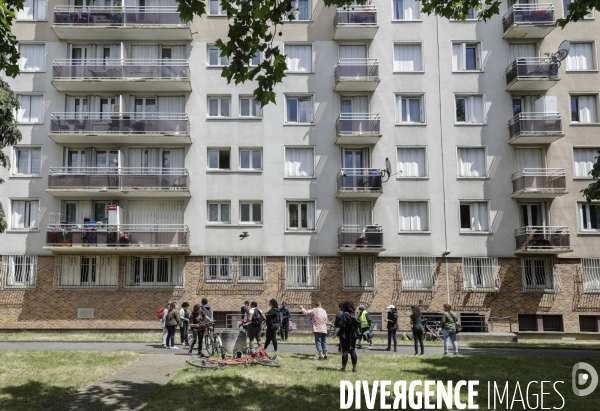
[582,151,600,209]
[1,0,23,78]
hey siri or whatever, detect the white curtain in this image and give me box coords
[397,148,425,177]
[285,45,312,72]
[11,201,38,229]
[394,0,420,19]
[452,44,464,71]
[131,45,159,60]
[285,148,314,177]
[3,255,37,287]
[306,202,315,230]
[574,148,597,177]
[58,256,81,287]
[127,201,183,225]
[399,202,428,231]
[457,148,486,177]
[19,44,45,71]
[290,0,310,20]
[568,43,593,70]
[128,148,144,168]
[162,46,186,60]
[339,45,366,61]
[17,95,43,123]
[158,96,185,114]
[97,256,119,286]
[469,203,488,231]
[342,256,375,288]
[578,96,598,123]
[462,96,483,123]
[146,0,178,7]
[18,0,46,20]
[394,44,421,71]
[342,201,372,227]
[12,201,25,229]
[516,148,543,170]
[509,44,536,62]
[79,200,92,222]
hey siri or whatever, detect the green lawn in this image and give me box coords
[0,351,139,411]
[141,353,600,411]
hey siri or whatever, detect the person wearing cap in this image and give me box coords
[179,302,190,346]
[356,305,373,349]
[385,304,398,352]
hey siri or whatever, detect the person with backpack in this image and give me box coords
[410,305,425,355]
[385,305,398,352]
[165,303,181,349]
[158,303,170,348]
[279,302,290,341]
[335,300,358,373]
[179,302,190,346]
[357,305,373,349]
[300,301,328,360]
[200,298,213,323]
[263,299,281,352]
[440,303,459,355]
[247,301,264,350]
[188,304,209,357]
[241,300,250,321]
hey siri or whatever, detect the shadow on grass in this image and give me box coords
[0,380,76,411]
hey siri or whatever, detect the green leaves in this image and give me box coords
[0,0,24,78]
[582,150,600,203]
[557,0,600,28]
[419,0,501,22]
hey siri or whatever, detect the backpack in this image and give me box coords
[349,312,362,339]
[157,307,166,320]
[445,312,462,333]
[251,308,263,325]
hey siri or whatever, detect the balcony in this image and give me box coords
[45,223,190,254]
[502,4,556,39]
[515,226,572,254]
[335,113,381,145]
[511,168,567,198]
[52,6,192,41]
[46,167,190,198]
[337,168,382,198]
[334,59,379,92]
[337,225,384,254]
[505,58,559,91]
[333,6,378,40]
[52,59,191,92]
[508,112,563,144]
[49,113,190,144]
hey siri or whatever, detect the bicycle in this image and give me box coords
[327,322,337,338]
[187,352,280,369]
[204,321,223,356]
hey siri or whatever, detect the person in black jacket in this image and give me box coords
[263,299,280,352]
[188,304,208,357]
[279,302,290,340]
[385,304,398,352]
[411,305,425,356]
[335,301,358,373]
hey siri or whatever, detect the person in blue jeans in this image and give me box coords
[440,303,459,355]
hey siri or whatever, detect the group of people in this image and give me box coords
[158,298,214,357]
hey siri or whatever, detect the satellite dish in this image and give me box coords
[553,40,570,62]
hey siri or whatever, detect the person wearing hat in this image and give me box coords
[356,305,373,349]
[385,304,398,352]
[179,302,190,346]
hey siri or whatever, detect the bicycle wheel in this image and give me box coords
[205,332,214,356]
[254,358,281,367]
[187,359,219,369]
[215,335,224,355]
[187,332,194,347]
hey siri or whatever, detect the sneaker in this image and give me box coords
[166,346,171,349]
[162,344,167,348]
[368,345,373,349]
[454,352,459,356]
[385,347,390,351]
[324,355,328,360]
[442,352,448,355]
[171,346,179,350]
[394,349,397,352]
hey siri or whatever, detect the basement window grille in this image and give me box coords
[579,316,599,333]
[285,256,319,290]
[2,255,37,289]
[342,256,376,290]
[400,256,436,291]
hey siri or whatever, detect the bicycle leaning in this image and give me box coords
[187,320,223,357]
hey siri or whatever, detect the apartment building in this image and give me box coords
[1,0,600,336]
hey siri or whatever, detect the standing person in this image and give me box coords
[188,304,208,357]
[264,299,281,352]
[241,300,250,321]
[299,301,328,360]
[201,298,213,323]
[160,303,170,348]
[179,302,190,346]
[335,301,358,373]
[279,302,290,341]
[357,305,373,349]
[335,303,344,354]
[385,305,398,352]
[165,303,181,349]
[247,301,264,350]
[410,305,425,355]
[441,303,459,356]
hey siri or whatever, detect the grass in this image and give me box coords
[0,351,139,411]
[141,353,600,411]
[0,331,163,342]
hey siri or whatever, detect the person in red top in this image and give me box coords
[300,301,328,360]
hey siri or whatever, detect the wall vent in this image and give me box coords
[77,308,94,319]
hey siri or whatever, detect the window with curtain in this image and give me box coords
[285,147,314,177]
[238,256,265,282]
[11,200,39,230]
[342,256,376,289]
[452,42,481,71]
[239,97,262,117]
[397,147,426,178]
[18,43,45,71]
[574,148,598,178]
[287,201,315,230]
[581,258,600,293]
[509,43,536,62]
[286,96,313,123]
[208,0,226,15]
[396,95,424,123]
[285,45,312,72]
[399,201,429,232]
[208,149,231,169]
[567,43,594,70]
[462,257,499,289]
[393,0,421,20]
[579,203,600,231]
[14,148,41,175]
[207,97,231,117]
[288,0,311,20]
[240,202,262,223]
[285,256,319,289]
[1,255,38,288]
[207,47,228,66]
[455,95,483,123]
[459,201,489,232]
[124,255,184,288]
[400,256,436,291]
[17,0,47,20]
[208,203,230,223]
[393,44,422,72]
[521,257,554,292]
[457,148,486,177]
[571,95,598,123]
[240,149,262,170]
[16,95,43,124]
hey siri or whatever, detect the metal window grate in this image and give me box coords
[542,315,564,332]
[462,257,500,292]
[581,258,600,294]
[124,255,184,288]
[521,257,560,293]
[579,316,599,333]
[2,255,37,289]
[400,257,436,291]
[285,256,320,290]
[518,314,538,332]
[54,255,118,289]
[238,256,266,283]
[205,256,233,282]
[342,256,376,291]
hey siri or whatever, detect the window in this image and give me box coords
[459,201,489,232]
[11,200,39,230]
[17,0,47,20]
[342,256,376,290]
[581,258,600,293]
[574,148,598,177]
[400,256,436,291]
[1,255,37,288]
[393,44,422,72]
[208,149,231,169]
[239,97,262,117]
[571,95,598,123]
[16,95,43,124]
[238,256,265,283]
[285,96,313,123]
[578,203,600,231]
[452,42,481,71]
[579,315,599,333]
[240,149,262,170]
[285,45,312,72]
[285,256,319,289]
[457,148,486,178]
[287,0,311,21]
[518,314,564,332]
[398,201,429,232]
[55,255,119,289]
[521,258,556,292]
[455,95,483,124]
[18,43,45,71]
[462,257,499,290]
[208,97,231,117]
[392,0,421,20]
[240,202,262,223]
[567,43,595,70]
[208,0,227,15]
[563,0,594,18]
[207,46,228,66]
[397,147,427,178]
[395,95,424,124]
[208,202,230,223]
[285,147,314,177]
[205,256,232,282]
[14,147,41,175]
[124,255,184,288]
[466,6,477,20]
[286,201,315,230]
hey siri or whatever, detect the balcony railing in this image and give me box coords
[515,226,570,252]
[508,112,562,139]
[512,168,567,194]
[335,6,377,25]
[338,225,384,249]
[50,112,189,135]
[46,223,189,248]
[53,59,189,80]
[53,6,188,26]
[336,113,380,135]
[337,168,383,192]
[502,4,555,32]
[48,167,188,190]
[335,58,379,80]
[505,58,559,86]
